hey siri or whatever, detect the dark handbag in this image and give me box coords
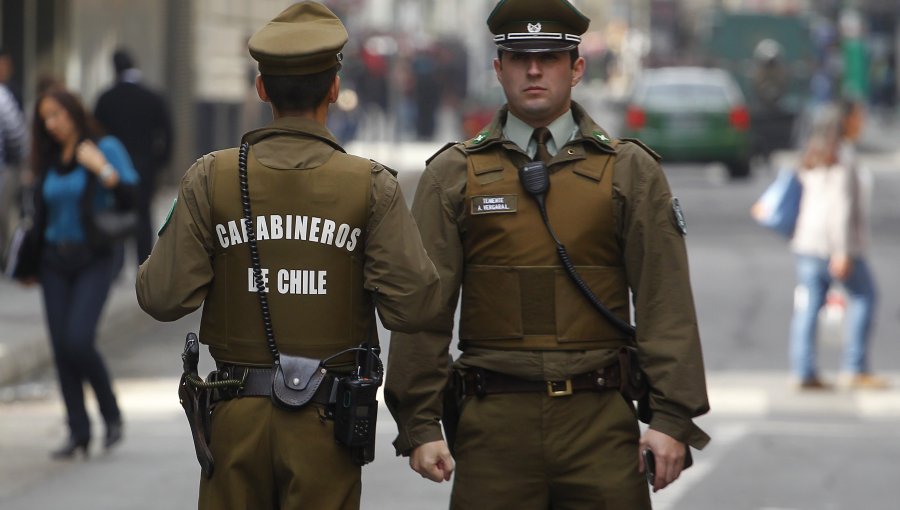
[271,354,328,409]
[83,175,138,248]
[91,208,138,243]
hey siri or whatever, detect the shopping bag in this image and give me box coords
[2,185,41,280]
[751,167,802,239]
[3,218,41,279]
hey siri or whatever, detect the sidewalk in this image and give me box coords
[0,262,145,388]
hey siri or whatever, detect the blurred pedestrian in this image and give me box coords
[135,3,440,508]
[0,47,23,108]
[385,0,709,507]
[750,39,793,164]
[789,99,886,390]
[0,46,27,258]
[95,48,172,266]
[30,85,139,458]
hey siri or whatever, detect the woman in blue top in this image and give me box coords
[30,86,139,459]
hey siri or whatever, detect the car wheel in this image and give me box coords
[728,159,751,179]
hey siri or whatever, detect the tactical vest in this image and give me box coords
[459,144,631,350]
[200,146,373,366]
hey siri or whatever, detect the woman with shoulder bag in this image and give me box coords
[789,99,885,391]
[30,85,139,458]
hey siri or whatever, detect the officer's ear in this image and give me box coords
[327,74,340,105]
[571,56,586,87]
[255,75,270,103]
[493,55,503,75]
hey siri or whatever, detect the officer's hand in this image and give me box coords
[639,429,686,493]
[409,440,455,483]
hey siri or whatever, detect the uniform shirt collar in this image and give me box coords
[503,109,578,159]
[241,116,345,170]
[243,116,343,150]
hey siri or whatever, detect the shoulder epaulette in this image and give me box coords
[426,141,462,166]
[210,147,240,159]
[619,137,662,162]
[370,160,398,177]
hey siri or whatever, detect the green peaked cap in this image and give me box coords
[487,0,590,53]
[249,1,347,76]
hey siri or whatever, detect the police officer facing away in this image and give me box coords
[136,3,440,509]
[385,0,710,508]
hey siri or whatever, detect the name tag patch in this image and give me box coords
[471,195,517,215]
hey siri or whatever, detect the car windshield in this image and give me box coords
[640,82,733,111]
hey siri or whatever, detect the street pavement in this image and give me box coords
[2,308,899,509]
[3,105,900,508]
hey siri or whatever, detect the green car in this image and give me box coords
[620,67,752,178]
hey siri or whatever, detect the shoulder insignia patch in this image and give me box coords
[619,137,662,162]
[158,197,177,236]
[672,197,687,236]
[592,130,611,143]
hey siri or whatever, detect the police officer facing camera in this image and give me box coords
[136,2,441,509]
[385,0,710,508]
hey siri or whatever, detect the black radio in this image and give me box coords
[332,340,382,465]
[333,374,379,449]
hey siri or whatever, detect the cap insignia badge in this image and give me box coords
[527,22,542,33]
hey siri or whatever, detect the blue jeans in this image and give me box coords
[789,255,877,380]
[40,242,121,441]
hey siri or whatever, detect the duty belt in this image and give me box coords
[210,363,336,406]
[460,364,621,398]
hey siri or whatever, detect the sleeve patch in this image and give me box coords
[158,197,177,236]
[672,197,687,236]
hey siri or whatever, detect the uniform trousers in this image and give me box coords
[39,242,121,441]
[199,398,361,510]
[450,389,651,510]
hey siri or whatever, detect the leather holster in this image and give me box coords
[178,333,214,478]
[441,359,462,455]
[617,346,652,424]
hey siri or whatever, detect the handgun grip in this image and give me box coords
[182,332,200,375]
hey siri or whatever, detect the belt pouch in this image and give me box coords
[271,354,327,409]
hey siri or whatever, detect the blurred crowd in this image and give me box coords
[314,26,637,144]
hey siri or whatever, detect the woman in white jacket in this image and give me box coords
[789,100,885,390]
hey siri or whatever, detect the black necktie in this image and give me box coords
[531,127,553,165]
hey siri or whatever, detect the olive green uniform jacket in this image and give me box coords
[136,116,442,354]
[386,103,710,455]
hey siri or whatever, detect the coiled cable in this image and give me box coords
[239,142,281,362]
